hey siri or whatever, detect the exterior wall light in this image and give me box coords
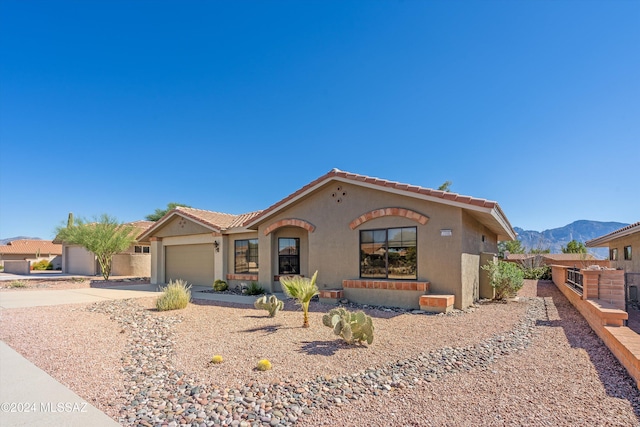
[440,229,452,237]
[214,240,220,252]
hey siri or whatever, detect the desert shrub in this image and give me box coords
[9,280,27,288]
[31,260,51,270]
[322,307,374,345]
[256,359,272,371]
[482,261,524,300]
[520,265,552,280]
[156,279,191,311]
[211,355,224,364]
[246,281,265,296]
[254,294,284,317]
[213,279,228,292]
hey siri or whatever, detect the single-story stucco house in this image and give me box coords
[587,221,639,274]
[55,220,154,277]
[138,169,517,310]
[0,239,62,269]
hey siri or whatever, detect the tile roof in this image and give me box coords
[172,207,262,231]
[137,208,264,241]
[242,168,515,240]
[0,240,62,256]
[244,169,499,227]
[586,221,640,247]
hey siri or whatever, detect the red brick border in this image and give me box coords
[264,218,316,236]
[349,208,429,230]
[342,279,429,292]
[226,274,258,281]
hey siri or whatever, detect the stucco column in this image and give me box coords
[150,237,164,285]
[213,234,224,282]
[258,231,274,293]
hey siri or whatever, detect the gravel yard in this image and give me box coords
[1,279,639,426]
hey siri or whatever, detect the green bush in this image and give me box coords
[482,260,524,300]
[31,260,52,270]
[156,279,191,311]
[213,279,228,292]
[520,265,551,280]
[246,281,265,296]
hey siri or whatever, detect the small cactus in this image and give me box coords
[211,355,223,364]
[213,279,228,292]
[322,307,374,345]
[256,359,272,371]
[254,295,284,317]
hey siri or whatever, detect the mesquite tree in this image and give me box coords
[55,214,138,280]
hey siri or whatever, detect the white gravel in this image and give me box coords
[1,279,639,426]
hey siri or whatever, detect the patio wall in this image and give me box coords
[552,265,640,388]
[3,260,30,275]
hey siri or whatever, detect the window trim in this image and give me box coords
[359,226,417,280]
[278,237,300,275]
[624,245,632,261]
[234,238,259,274]
[610,248,619,261]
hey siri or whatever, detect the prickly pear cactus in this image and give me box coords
[254,295,284,317]
[322,307,374,345]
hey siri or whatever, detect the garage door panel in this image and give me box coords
[165,244,214,287]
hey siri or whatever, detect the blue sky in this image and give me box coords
[1,0,638,240]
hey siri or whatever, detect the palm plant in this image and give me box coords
[280,270,319,328]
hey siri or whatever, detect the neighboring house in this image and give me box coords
[55,220,154,277]
[0,240,62,269]
[139,169,517,310]
[587,221,640,274]
[503,253,610,269]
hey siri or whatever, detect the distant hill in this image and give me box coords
[514,220,629,259]
[0,236,42,245]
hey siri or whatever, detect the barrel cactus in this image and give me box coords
[322,307,374,345]
[254,295,284,317]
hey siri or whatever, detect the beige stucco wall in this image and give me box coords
[155,216,213,238]
[0,254,61,269]
[4,260,31,275]
[254,180,496,308]
[111,253,151,276]
[606,233,640,273]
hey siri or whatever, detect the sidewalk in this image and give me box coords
[0,341,120,426]
[0,283,285,425]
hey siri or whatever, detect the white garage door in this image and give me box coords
[165,244,215,287]
[66,246,96,275]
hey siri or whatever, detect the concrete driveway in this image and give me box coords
[0,284,161,309]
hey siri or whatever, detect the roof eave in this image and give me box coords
[586,222,640,247]
[137,209,221,242]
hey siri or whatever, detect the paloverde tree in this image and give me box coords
[145,202,191,221]
[561,239,587,254]
[55,214,138,280]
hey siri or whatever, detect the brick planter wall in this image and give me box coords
[552,265,640,389]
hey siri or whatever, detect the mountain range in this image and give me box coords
[514,220,629,259]
[0,236,42,245]
[0,220,627,259]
